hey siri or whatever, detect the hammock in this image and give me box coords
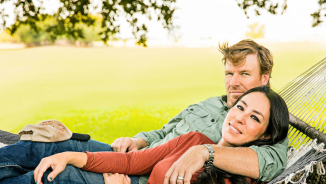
[268,57,326,184]
[1,58,326,183]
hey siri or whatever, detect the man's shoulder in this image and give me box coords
[196,95,228,110]
[199,96,226,105]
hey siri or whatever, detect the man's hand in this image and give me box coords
[111,137,148,152]
[163,145,208,184]
[103,173,131,184]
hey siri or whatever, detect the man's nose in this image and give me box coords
[230,74,240,87]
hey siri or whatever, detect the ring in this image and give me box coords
[177,176,184,180]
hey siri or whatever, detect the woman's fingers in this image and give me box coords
[125,175,131,183]
[47,164,65,182]
[184,172,192,184]
[103,173,110,181]
[164,164,175,184]
[33,153,68,184]
[34,158,51,184]
[164,146,207,184]
[176,170,185,184]
[103,173,131,184]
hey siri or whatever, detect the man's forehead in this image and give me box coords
[225,55,259,71]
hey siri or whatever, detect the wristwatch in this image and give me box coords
[203,144,214,168]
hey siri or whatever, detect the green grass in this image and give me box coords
[1,42,326,144]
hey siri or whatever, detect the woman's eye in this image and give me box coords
[236,105,243,111]
[251,115,260,123]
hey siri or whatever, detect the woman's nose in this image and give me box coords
[235,114,246,124]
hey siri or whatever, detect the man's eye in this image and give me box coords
[251,115,260,123]
[236,105,243,111]
[225,73,233,76]
[242,73,250,76]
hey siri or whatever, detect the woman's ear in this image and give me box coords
[260,134,271,140]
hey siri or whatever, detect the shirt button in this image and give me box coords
[211,119,215,122]
[190,108,194,111]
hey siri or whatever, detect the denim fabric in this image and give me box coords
[0,140,140,184]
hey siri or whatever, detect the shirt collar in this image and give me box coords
[221,95,229,111]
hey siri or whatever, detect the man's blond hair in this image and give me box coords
[218,39,273,86]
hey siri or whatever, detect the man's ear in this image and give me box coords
[261,73,270,86]
[260,134,271,140]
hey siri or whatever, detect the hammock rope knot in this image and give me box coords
[316,161,325,175]
[311,139,326,153]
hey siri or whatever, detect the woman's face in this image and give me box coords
[221,92,271,147]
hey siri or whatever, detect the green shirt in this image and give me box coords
[133,96,288,183]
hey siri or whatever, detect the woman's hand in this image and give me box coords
[163,145,208,184]
[103,173,131,184]
[34,152,87,184]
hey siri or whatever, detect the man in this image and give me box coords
[111,39,288,183]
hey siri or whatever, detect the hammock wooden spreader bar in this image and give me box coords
[289,114,326,146]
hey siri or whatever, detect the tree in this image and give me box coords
[236,0,326,27]
[245,22,265,39]
[0,0,176,47]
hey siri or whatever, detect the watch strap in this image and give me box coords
[203,144,214,168]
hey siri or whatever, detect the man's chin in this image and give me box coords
[231,93,243,99]
[229,93,243,104]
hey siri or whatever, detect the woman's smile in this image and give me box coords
[228,122,242,134]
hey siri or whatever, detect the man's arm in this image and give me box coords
[163,145,259,184]
[212,146,259,178]
[163,138,288,184]
[211,139,288,181]
[111,110,184,152]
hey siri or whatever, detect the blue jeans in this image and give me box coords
[0,140,140,184]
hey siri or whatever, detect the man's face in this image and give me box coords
[224,54,269,107]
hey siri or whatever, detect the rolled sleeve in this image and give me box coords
[249,137,289,182]
[133,130,165,146]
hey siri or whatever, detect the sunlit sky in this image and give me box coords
[1,0,326,42]
[139,0,326,42]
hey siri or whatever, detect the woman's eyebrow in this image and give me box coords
[240,100,247,106]
[253,110,264,120]
[241,100,264,120]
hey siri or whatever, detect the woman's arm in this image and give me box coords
[82,132,215,176]
[34,152,87,184]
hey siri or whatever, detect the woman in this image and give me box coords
[1,86,289,184]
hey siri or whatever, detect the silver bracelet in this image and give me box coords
[203,144,214,168]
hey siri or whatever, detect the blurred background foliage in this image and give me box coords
[236,0,326,27]
[0,15,104,47]
[245,22,265,39]
[0,0,325,46]
[0,0,177,47]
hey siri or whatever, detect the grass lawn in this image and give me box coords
[1,41,326,144]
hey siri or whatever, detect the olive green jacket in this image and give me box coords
[133,96,288,183]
